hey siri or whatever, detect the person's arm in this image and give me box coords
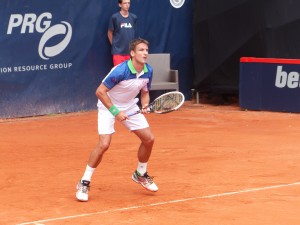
[140,89,150,113]
[107,29,113,45]
[95,83,128,120]
[95,83,113,109]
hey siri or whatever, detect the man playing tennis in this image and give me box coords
[76,38,158,202]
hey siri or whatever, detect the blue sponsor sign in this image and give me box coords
[0,1,114,118]
[0,0,193,118]
[239,57,300,112]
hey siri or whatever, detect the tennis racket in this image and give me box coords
[128,91,185,116]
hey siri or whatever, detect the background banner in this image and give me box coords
[0,0,193,118]
[240,57,300,112]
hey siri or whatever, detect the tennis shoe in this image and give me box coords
[132,170,158,192]
[76,180,90,202]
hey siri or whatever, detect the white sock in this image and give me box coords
[81,165,96,182]
[137,161,147,175]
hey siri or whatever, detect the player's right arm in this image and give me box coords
[95,83,128,121]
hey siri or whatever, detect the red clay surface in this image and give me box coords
[1,102,300,225]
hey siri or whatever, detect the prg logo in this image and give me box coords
[7,12,72,60]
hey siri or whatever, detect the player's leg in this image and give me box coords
[87,134,112,168]
[76,134,112,202]
[131,128,158,192]
[133,127,154,163]
[121,112,158,192]
[121,112,153,167]
[76,105,116,201]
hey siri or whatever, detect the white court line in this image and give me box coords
[17,181,300,225]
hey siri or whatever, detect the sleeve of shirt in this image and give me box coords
[102,69,124,89]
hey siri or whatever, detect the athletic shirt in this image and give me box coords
[98,59,153,110]
[108,12,137,55]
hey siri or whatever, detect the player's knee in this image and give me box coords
[96,141,110,153]
[145,134,155,146]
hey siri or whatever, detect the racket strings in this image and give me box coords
[154,94,183,112]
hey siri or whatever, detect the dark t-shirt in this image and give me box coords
[108,12,137,55]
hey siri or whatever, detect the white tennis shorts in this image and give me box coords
[97,104,149,134]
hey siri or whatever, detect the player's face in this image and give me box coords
[131,43,149,65]
[119,0,130,11]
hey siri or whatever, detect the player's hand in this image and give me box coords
[141,104,151,114]
[115,111,129,121]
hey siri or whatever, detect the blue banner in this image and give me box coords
[240,57,300,112]
[0,0,193,118]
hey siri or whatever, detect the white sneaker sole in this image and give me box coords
[76,193,88,202]
[131,174,158,192]
[76,184,89,202]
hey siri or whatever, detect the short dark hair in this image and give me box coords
[118,0,123,3]
[129,38,149,52]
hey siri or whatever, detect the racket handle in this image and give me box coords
[127,110,141,117]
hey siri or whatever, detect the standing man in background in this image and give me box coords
[108,0,137,66]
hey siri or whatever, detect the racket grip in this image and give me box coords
[127,110,141,117]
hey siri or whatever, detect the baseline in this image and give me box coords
[17,181,300,225]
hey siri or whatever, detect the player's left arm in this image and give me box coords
[140,89,150,114]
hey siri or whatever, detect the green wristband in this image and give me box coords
[109,105,120,116]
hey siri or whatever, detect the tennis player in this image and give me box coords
[76,38,158,202]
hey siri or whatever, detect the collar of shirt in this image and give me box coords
[127,59,148,78]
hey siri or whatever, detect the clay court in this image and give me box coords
[1,102,300,225]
